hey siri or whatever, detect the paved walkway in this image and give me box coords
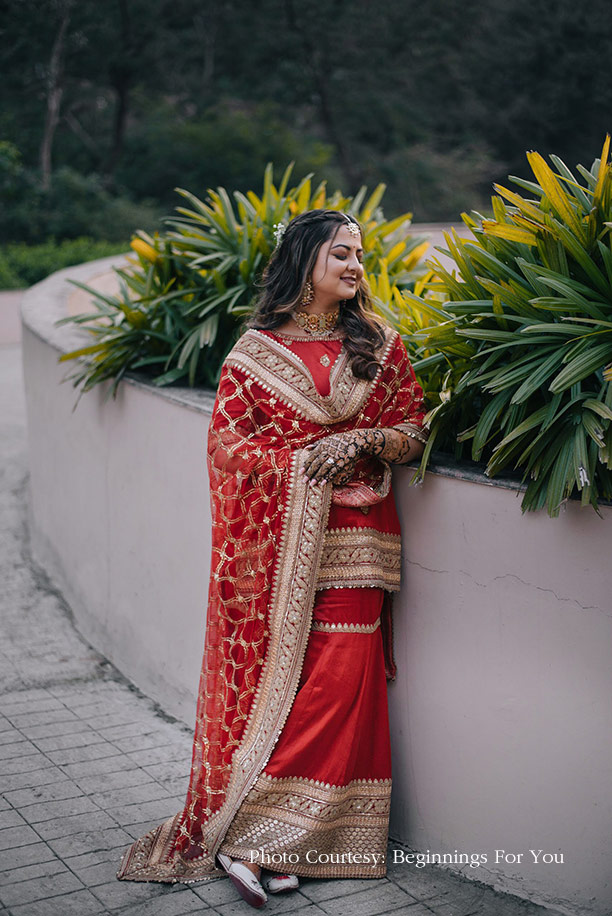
[0,329,567,916]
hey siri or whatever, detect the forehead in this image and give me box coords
[326,223,363,249]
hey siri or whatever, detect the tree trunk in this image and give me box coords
[105,0,132,179]
[283,0,363,189]
[194,7,217,96]
[40,6,71,190]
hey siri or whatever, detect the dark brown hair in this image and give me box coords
[248,209,386,380]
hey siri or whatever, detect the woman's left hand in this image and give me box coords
[301,431,374,484]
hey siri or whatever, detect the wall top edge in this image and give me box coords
[20,254,216,417]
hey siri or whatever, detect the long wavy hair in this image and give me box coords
[248,209,386,380]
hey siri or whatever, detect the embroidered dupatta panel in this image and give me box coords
[117,327,425,884]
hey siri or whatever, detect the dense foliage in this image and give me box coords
[3,0,612,240]
[0,236,129,289]
[406,139,612,516]
[0,142,160,246]
[58,165,428,395]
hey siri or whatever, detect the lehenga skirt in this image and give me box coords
[219,587,392,878]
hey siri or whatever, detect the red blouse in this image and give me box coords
[264,331,401,536]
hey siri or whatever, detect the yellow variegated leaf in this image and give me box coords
[482,220,537,246]
[526,151,585,239]
[512,214,547,232]
[130,239,159,263]
[296,178,311,212]
[593,134,611,206]
[387,240,406,262]
[311,182,327,209]
[493,184,545,222]
[361,184,386,222]
[246,191,263,214]
[404,240,430,269]
[377,259,391,303]
[492,196,506,222]
[376,213,412,237]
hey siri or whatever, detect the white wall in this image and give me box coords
[21,258,216,725]
[22,258,612,916]
[391,471,611,915]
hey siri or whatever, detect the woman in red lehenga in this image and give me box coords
[117,210,428,907]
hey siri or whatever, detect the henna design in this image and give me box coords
[301,426,427,484]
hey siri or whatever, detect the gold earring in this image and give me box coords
[301,279,314,306]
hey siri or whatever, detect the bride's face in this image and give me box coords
[310,224,364,307]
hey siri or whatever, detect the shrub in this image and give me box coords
[408,137,612,516]
[117,99,338,210]
[58,164,428,397]
[0,142,161,246]
[0,238,129,289]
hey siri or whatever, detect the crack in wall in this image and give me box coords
[405,560,607,617]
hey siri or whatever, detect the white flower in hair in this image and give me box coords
[273,222,287,248]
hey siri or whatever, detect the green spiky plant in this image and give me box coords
[408,137,612,516]
[374,269,474,422]
[57,164,428,397]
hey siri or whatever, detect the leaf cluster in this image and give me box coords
[57,163,428,398]
[410,138,612,516]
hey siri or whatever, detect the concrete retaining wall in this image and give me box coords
[21,257,612,916]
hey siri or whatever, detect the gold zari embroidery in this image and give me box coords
[311,618,381,633]
[201,453,332,860]
[221,774,391,878]
[317,527,401,591]
[225,328,395,425]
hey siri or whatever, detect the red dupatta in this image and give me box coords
[117,326,425,883]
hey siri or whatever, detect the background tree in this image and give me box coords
[1,0,612,243]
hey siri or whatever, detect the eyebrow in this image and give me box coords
[331,243,364,253]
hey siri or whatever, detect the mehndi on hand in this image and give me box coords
[301,430,375,484]
[301,426,426,484]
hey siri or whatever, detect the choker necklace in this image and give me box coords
[293,306,340,334]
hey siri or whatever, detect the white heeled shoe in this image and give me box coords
[217,853,267,909]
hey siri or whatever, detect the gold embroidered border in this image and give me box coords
[312,618,381,633]
[117,812,220,884]
[116,456,333,884]
[201,450,332,860]
[317,527,401,592]
[221,773,391,878]
[225,328,396,425]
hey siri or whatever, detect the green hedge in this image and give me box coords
[0,238,129,289]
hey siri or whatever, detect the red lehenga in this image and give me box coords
[117,325,426,884]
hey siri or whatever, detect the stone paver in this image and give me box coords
[0,335,567,915]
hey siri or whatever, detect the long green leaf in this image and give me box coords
[549,342,612,392]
